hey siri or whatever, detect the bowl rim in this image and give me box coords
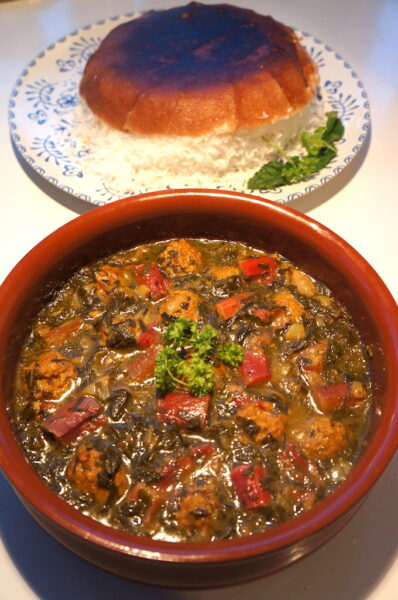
[0,188,397,564]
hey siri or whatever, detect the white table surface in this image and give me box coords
[0,0,397,598]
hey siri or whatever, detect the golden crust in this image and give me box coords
[80,3,319,137]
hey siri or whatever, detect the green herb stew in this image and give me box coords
[12,238,372,542]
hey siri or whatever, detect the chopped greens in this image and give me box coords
[248,112,345,190]
[155,318,243,396]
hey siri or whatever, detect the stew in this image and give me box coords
[12,238,372,542]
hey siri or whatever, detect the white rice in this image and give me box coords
[70,95,325,195]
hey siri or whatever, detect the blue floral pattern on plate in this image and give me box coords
[8,13,370,206]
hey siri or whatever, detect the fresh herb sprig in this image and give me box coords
[248,112,344,190]
[155,318,244,396]
[217,343,244,368]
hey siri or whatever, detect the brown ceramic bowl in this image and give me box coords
[0,189,397,588]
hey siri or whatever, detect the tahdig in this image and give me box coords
[80,2,319,137]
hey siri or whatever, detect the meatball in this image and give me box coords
[25,350,76,402]
[175,480,223,539]
[91,264,134,304]
[161,289,201,321]
[67,441,128,504]
[273,289,304,323]
[298,415,348,460]
[158,239,203,277]
[236,400,287,443]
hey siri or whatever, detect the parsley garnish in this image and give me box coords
[155,318,244,396]
[154,347,182,396]
[177,354,215,397]
[248,112,344,190]
[192,325,218,357]
[217,343,244,368]
[163,318,195,347]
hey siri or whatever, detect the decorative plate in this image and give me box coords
[9,13,370,206]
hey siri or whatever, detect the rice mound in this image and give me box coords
[71,95,325,195]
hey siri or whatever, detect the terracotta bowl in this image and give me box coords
[0,189,397,588]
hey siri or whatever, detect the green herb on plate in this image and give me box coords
[248,112,345,190]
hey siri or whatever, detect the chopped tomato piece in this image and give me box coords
[135,262,169,299]
[231,464,272,509]
[215,292,253,320]
[42,395,102,444]
[127,346,159,381]
[239,257,278,284]
[157,392,209,428]
[137,326,161,349]
[312,382,348,412]
[240,350,270,386]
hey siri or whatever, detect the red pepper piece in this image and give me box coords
[158,463,176,490]
[159,456,194,491]
[215,292,253,320]
[127,346,160,381]
[158,444,215,491]
[240,350,270,386]
[157,392,209,428]
[231,464,272,509]
[284,442,310,472]
[238,257,278,284]
[279,443,322,490]
[135,262,169,299]
[312,382,348,412]
[42,395,102,443]
[60,413,108,446]
[137,326,161,349]
[42,318,85,346]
